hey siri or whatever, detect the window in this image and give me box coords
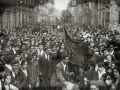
[71,0,76,6]
[106,12,110,23]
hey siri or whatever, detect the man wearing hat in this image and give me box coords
[6,60,21,89]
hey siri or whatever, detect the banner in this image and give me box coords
[63,26,88,67]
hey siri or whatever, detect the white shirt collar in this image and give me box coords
[61,61,66,71]
[98,70,106,79]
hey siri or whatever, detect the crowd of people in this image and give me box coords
[0,23,120,90]
[64,24,120,90]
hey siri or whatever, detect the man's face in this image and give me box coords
[107,55,112,63]
[90,85,99,90]
[32,56,37,61]
[64,57,69,64]
[15,46,20,50]
[30,46,34,51]
[21,45,26,50]
[115,36,119,40]
[15,55,20,61]
[39,45,43,50]
[0,56,4,60]
[61,44,65,49]
[98,67,104,73]
[103,50,109,55]
[113,69,120,78]
[79,67,84,73]
[12,63,19,71]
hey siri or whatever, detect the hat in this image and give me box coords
[6,55,15,64]
[60,54,68,60]
[0,65,6,72]
[11,60,19,65]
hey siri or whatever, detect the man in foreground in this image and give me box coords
[50,55,74,90]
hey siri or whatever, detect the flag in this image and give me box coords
[63,26,88,67]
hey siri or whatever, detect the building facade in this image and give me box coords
[0,0,55,31]
[68,0,120,31]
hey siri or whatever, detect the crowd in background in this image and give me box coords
[0,23,120,90]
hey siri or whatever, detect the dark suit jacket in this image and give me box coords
[8,48,16,55]
[38,52,48,76]
[19,69,30,89]
[50,62,69,87]
[86,69,99,84]
[79,72,86,88]
[5,68,21,89]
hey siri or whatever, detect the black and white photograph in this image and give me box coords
[0,0,120,90]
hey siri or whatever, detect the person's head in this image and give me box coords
[11,60,19,71]
[93,46,99,52]
[61,55,69,64]
[27,42,31,48]
[14,45,20,51]
[113,68,120,78]
[90,81,99,90]
[115,35,119,40]
[4,75,11,84]
[103,49,109,56]
[61,43,65,49]
[106,55,112,63]
[14,54,20,61]
[46,42,50,48]
[46,48,52,55]
[97,63,105,73]
[79,66,84,73]
[0,65,6,77]
[32,55,38,65]
[21,60,28,69]
[39,44,43,50]
[109,45,114,51]
[30,46,34,51]
[113,62,120,78]
[0,55,5,61]
[21,43,26,51]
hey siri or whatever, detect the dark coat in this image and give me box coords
[79,72,86,88]
[116,76,120,90]
[19,69,30,89]
[5,68,21,89]
[86,68,99,83]
[7,48,16,55]
[38,52,48,76]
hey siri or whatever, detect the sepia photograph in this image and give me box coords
[0,0,120,90]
